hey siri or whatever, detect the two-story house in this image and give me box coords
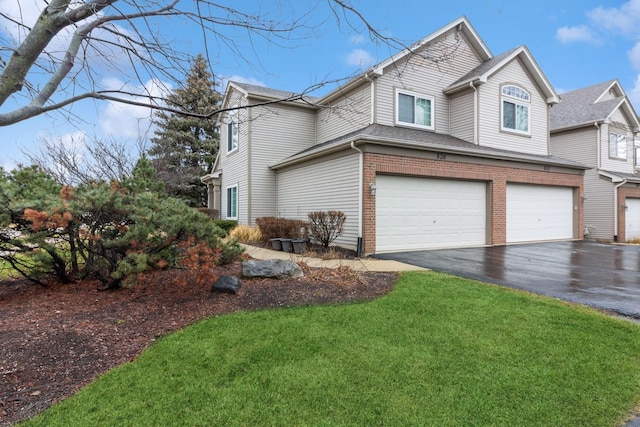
[202,16,587,255]
[550,80,640,242]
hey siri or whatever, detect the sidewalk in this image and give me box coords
[243,244,427,273]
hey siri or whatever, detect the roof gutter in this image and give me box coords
[270,135,590,171]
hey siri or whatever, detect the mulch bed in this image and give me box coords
[0,261,397,426]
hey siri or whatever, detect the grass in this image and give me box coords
[23,271,640,426]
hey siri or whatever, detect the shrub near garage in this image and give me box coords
[255,217,309,243]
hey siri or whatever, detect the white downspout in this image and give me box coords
[351,141,364,256]
[470,82,478,144]
[614,178,627,242]
[594,122,601,169]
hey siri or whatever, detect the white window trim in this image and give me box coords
[609,132,627,160]
[395,88,435,131]
[226,184,238,220]
[227,112,238,154]
[500,85,531,136]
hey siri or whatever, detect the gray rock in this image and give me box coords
[211,275,242,294]
[241,259,304,279]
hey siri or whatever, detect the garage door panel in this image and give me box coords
[376,176,487,252]
[507,184,573,243]
[626,199,640,241]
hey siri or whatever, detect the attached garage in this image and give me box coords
[506,183,574,243]
[625,198,640,241]
[375,175,487,252]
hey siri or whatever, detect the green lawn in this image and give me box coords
[23,271,640,426]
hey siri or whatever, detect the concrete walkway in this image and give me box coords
[243,245,426,273]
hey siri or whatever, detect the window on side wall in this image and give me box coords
[501,85,530,135]
[395,89,434,130]
[227,113,238,153]
[609,132,627,159]
[226,185,238,219]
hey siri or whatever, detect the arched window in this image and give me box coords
[501,85,530,134]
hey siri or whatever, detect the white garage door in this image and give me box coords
[376,175,487,252]
[626,198,640,241]
[506,184,574,243]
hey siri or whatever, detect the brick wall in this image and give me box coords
[362,152,584,254]
[617,186,640,242]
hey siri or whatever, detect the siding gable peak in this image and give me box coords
[444,45,559,105]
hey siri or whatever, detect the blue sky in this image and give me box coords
[2,0,640,171]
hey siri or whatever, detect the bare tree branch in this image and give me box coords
[0,1,406,127]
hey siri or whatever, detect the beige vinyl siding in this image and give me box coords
[220,89,250,223]
[549,127,596,167]
[549,127,613,239]
[584,171,615,240]
[449,89,475,142]
[477,59,549,155]
[600,121,635,173]
[249,102,316,224]
[317,83,371,143]
[375,31,482,133]
[276,153,360,250]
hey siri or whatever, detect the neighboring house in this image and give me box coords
[202,16,587,255]
[550,80,640,242]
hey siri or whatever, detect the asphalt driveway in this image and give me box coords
[374,241,640,319]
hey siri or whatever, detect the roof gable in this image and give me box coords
[444,45,559,104]
[371,16,492,75]
[318,16,492,104]
[550,79,640,132]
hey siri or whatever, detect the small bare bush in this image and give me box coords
[308,211,346,248]
[229,224,262,243]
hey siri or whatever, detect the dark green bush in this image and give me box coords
[213,220,238,236]
[0,161,244,289]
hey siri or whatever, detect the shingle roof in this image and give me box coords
[270,124,588,170]
[230,81,319,103]
[446,47,520,90]
[600,170,640,184]
[550,80,621,131]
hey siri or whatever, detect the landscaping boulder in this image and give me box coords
[241,259,304,279]
[211,275,242,294]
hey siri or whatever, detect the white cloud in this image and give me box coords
[349,34,366,45]
[588,0,640,37]
[1,160,17,172]
[99,78,171,139]
[628,41,640,71]
[224,75,266,87]
[629,74,640,107]
[346,49,375,69]
[555,25,599,44]
[0,0,42,41]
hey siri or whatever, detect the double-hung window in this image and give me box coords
[609,132,627,159]
[227,113,238,153]
[396,89,434,130]
[226,185,238,219]
[501,85,530,134]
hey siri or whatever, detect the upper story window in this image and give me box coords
[609,132,627,159]
[227,112,238,153]
[501,85,530,135]
[396,89,434,130]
